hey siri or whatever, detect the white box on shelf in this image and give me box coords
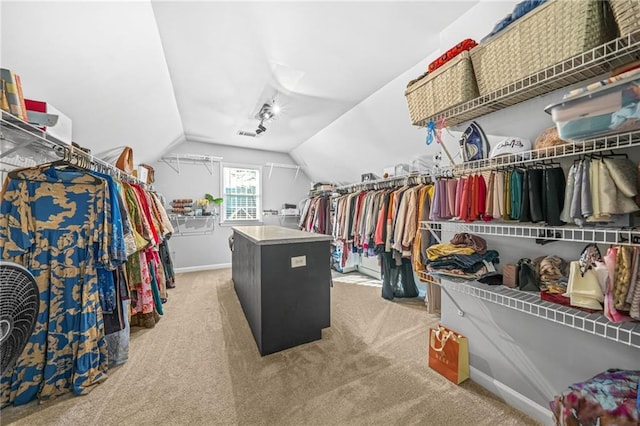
[25,99,73,144]
[137,165,149,183]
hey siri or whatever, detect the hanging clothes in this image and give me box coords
[1,166,112,406]
[0,160,176,407]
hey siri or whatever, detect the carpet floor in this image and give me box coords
[2,269,540,425]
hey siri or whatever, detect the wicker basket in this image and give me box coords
[405,51,478,126]
[470,0,617,96]
[610,0,640,36]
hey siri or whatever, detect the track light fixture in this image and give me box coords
[253,100,281,135]
[256,119,267,135]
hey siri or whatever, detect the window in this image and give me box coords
[221,165,261,223]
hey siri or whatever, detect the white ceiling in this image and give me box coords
[1,1,476,163]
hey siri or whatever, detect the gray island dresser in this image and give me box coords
[231,225,333,356]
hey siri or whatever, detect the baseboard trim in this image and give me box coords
[175,263,231,274]
[470,366,553,425]
[356,265,381,280]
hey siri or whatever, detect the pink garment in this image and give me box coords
[455,178,464,218]
[429,182,440,220]
[134,251,154,315]
[447,179,457,218]
[438,180,450,219]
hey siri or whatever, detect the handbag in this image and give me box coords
[115,147,134,175]
[428,324,469,384]
[503,263,519,288]
[566,261,604,310]
[517,258,540,291]
[533,126,568,154]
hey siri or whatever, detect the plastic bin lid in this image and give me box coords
[544,70,640,114]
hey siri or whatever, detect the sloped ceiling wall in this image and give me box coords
[291,0,519,184]
[1,1,185,163]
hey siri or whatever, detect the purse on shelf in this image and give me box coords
[98,146,135,175]
[533,126,569,154]
[115,146,134,175]
[518,258,540,291]
[503,263,519,288]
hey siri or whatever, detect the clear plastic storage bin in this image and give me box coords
[545,72,640,140]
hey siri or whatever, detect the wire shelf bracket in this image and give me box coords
[418,272,464,316]
[161,153,223,175]
[265,162,301,180]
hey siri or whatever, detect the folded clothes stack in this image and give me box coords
[425,233,499,281]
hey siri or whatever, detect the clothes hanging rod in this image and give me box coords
[1,112,149,187]
[162,153,223,162]
[333,172,432,193]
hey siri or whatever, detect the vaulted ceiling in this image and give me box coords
[1,1,477,164]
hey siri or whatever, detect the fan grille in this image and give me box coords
[1,261,39,374]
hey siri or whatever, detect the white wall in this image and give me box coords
[290,0,518,184]
[151,141,312,270]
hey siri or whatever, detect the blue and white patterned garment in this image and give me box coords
[0,167,112,406]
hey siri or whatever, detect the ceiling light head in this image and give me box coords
[255,102,280,122]
[256,120,267,135]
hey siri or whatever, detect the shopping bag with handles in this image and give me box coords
[428,324,469,384]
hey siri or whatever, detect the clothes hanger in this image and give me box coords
[601,150,628,159]
[8,149,102,185]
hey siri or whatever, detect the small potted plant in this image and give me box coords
[204,193,223,216]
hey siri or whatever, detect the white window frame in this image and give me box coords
[220,163,263,225]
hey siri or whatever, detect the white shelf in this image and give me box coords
[169,214,216,236]
[1,112,147,186]
[265,162,301,180]
[161,153,223,175]
[420,273,640,349]
[421,221,640,247]
[438,130,640,177]
[417,30,640,127]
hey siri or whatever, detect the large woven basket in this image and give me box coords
[405,51,478,126]
[470,0,617,96]
[610,0,640,36]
